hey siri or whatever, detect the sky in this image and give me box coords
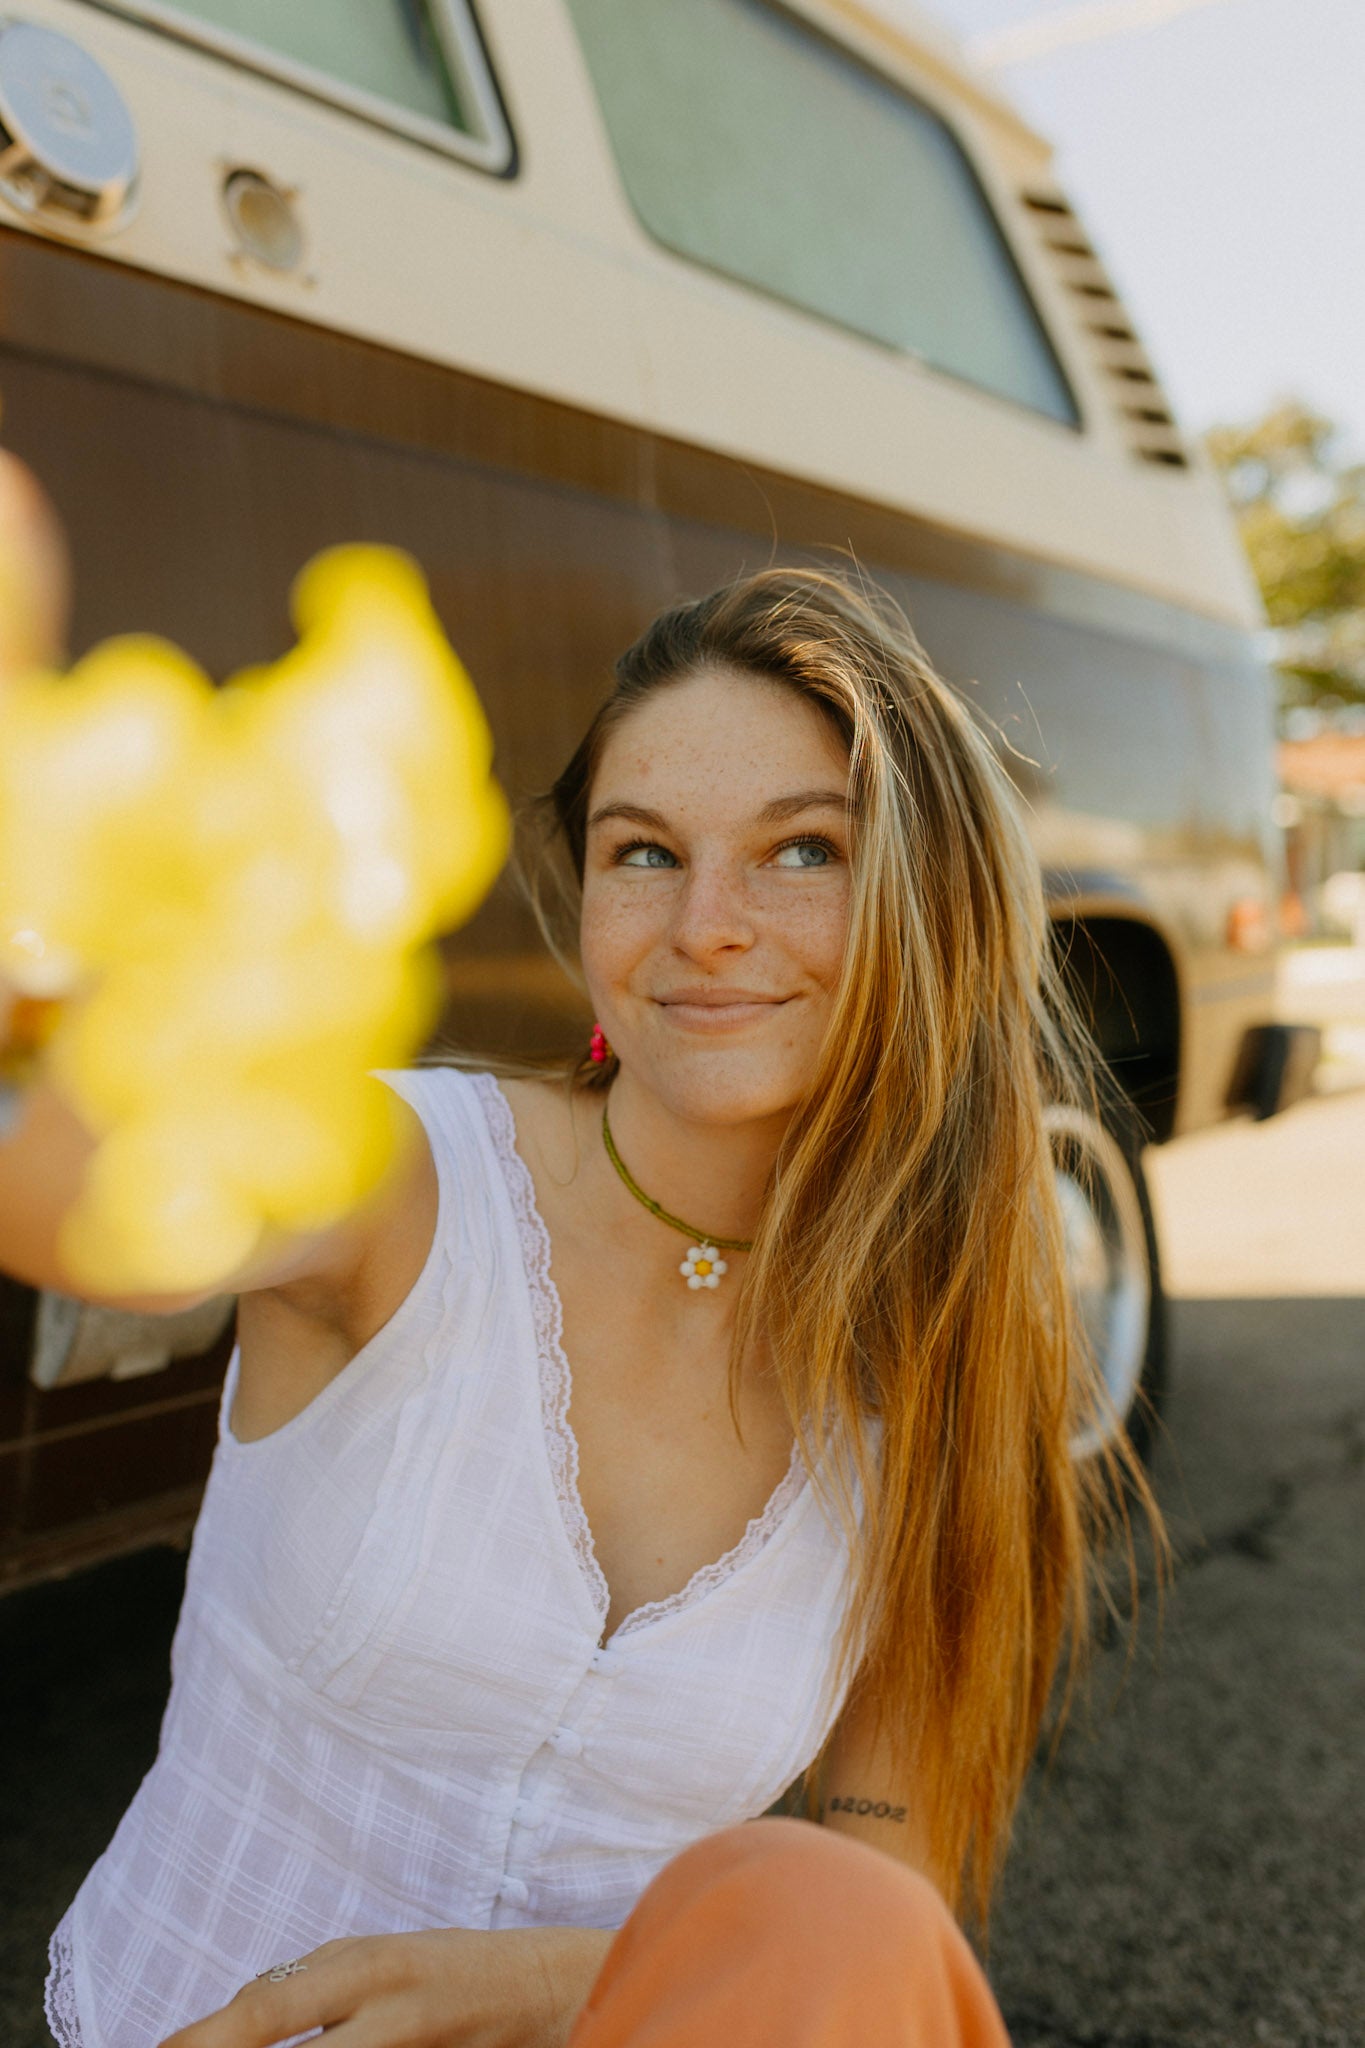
[919,0,1365,459]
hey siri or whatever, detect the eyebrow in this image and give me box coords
[587,789,851,832]
[756,788,852,824]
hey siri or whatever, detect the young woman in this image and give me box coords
[5,564,1138,2047]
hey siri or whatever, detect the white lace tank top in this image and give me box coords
[46,1070,869,2048]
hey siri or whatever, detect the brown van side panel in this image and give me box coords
[0,233,1275,1586]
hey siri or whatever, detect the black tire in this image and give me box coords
[1045,1104,1167,1466]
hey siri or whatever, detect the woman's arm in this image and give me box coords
[817,1688,935,1880]
[227,1099,438,1441]
[157,1924,613,2048]
[0,1074,207,1311]
[0,970,439,1435]
[0,1046,435,1324]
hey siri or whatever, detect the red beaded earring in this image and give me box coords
[589,1023,612,1065]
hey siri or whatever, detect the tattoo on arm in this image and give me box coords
[824,1794,907,1822]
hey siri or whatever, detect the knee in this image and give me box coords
[581,1823,1006,2048]
[662,1818,955,1958]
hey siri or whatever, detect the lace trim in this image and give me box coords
[472,1075,809,1643]
[45,1915,81,2048]
[612,1438,805,1640]
[473,1074,609,1619]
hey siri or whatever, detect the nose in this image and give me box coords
[667,857,756,963]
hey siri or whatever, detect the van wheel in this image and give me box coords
[1044,1104,1167,1464]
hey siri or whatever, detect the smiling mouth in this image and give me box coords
[654,992,790,1025]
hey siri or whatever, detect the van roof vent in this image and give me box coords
[1020,189,1189,470]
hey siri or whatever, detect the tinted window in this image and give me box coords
[565,0,1078,425]
[131,0,473,135]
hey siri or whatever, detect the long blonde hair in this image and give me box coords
[526,566,1157,1918]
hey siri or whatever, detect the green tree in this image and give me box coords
[1204,401,1365,710]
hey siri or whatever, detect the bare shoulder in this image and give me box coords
[231,1088,439,1442]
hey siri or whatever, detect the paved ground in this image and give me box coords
[986,1084,1365,2047]
[987,1308,1362,2045]
[3,1089,1361,2046]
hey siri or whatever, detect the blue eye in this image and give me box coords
[617,841,678,868]
[772,837,834,868]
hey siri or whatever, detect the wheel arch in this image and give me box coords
[1048,904,1183,1146]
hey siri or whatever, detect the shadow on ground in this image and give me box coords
[989,1296,1364,2048]
[0,1545,187,2047]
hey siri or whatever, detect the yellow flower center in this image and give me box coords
[695,1259,712,1276]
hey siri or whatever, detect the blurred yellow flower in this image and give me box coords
[0,544,508,1292]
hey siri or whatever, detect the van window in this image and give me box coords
[565,0,1078,426]
[110,2,511,166]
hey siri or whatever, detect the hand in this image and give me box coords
[0,445,69,683]
[0,979,63,1137]
[0,983,16,1139]
[157,1924,614,2048]
[0,543,508,1298]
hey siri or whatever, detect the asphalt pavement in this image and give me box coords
[987,1084,1365,2046]
[2,1089,1362,2048]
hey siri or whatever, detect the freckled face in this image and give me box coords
[580,667,853,1125]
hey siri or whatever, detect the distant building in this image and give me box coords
[1278,730,1365,938]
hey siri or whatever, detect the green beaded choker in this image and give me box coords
[601,1103,753,1291]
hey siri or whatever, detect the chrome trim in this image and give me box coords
[81,0,514,174]
[1045,1105,1152,1459]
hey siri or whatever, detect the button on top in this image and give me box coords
[512,1798,543,1829]
[497,1875,530,1908]
[548,1725,584,1759]
[590,1646,623,1674]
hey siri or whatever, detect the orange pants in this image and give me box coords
[569,1818,1011,2048]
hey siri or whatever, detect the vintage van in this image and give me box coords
[0,0,1311,1586]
